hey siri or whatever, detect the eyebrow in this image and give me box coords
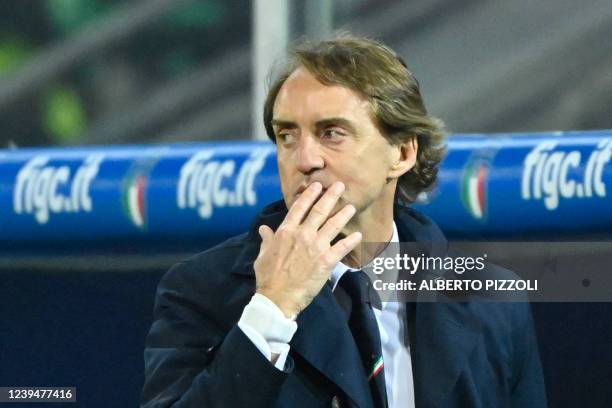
[271,117,357,133]
[270,119,297,129]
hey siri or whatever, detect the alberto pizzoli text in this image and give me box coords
[374,279,538,292]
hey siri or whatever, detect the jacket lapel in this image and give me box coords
[395,204,482,407]
[410,299,482,407]
[291,283,374,408]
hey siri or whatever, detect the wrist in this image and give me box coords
[256,289,300,320]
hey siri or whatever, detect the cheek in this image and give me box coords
[278,166,302,205]
[277,157,293,181]
[348,161,389,195]
[279,176,293,198]
[339,172,369,204]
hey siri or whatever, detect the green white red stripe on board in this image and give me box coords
[123,174,147,228]
[461,160,489,220]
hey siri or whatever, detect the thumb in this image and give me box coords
[258,225,273,244]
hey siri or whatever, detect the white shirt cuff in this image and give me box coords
[238,293,298,370]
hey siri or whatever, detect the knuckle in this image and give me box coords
[310,204,326,217]
[337,240,350,253]
[314,239,328,252]
[294,200,309,211]
[328,218,342,231]
[320,253,335,268]
[321,223,341,239]
[297,229,312,242]
[276,225,293,236]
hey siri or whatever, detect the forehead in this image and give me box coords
[273,67,371,121]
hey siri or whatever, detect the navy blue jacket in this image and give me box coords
[142,200,547,407]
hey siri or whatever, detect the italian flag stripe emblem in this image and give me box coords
[462,162,488,219]
[368,356,384,381]
[123,174,147,228]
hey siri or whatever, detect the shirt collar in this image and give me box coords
[330,221,399,292]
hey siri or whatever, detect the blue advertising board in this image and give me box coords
[418,130,612,237]
[1,130,610,249]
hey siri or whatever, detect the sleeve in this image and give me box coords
[510,302,548,408]
[141,261,293,408]
[238,293,298,370]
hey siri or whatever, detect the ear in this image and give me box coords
[388,135,418,179]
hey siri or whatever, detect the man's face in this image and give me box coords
[271,67,407,224]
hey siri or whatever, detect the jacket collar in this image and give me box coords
[231,200,481,407]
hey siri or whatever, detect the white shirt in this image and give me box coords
[238,222,415,408]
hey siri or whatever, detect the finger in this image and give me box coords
[302,181,345,229]
[258,225,274,244]
[318,203,356,243]
[326,231,362,265]
[282,182,323,226]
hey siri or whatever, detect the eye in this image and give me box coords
[276,132,296,145]
[322,128,346,141]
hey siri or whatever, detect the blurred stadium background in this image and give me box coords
[0,1,611,407]
[1,0,611,148]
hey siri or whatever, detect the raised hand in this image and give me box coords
[254,181,362,318]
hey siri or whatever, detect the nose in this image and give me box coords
[296,135,324,174]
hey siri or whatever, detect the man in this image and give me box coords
[142,35,546,407]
